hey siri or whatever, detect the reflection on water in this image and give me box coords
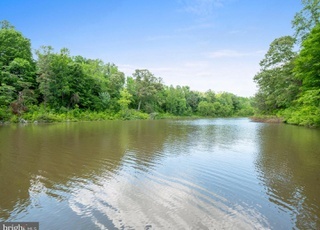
[0,119,319,229]
[255,124,320,229]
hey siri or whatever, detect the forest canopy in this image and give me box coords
[0,20,253,122]
[253,0,320,127]
[1,0,318,126]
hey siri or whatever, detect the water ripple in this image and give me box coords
[68,161,269,229]
[1,119,319,229]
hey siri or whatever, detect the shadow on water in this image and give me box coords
[255,123,320,229]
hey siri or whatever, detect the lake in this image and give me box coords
[0,118,319,229]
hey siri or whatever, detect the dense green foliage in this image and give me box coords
[0,21,253,123]
[253,36,300,113]
[292,0,320,43]
[254,0,320,127]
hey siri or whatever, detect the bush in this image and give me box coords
[0,106,11,121]
[117,109,149,120]
[197,101,215,116]
[281,90,320,127]
[282,106,320,127]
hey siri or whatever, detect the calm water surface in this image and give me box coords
[0,118,319,229]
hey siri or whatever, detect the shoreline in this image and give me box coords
[0,112,248,125]
[250,116,284,123]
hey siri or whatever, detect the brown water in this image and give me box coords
[0,118,319,229]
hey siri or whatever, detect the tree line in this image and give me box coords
[253,0,320,127]
[0,20,253,122]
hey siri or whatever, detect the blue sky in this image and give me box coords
[1,0,302,96]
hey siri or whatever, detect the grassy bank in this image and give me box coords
[0,106,204,124]
[0,106,246,125]
[250,112,320,128]
[0,106,151,124]
[250,115,284,123]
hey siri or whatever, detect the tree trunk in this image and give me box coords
[137,100,141,111]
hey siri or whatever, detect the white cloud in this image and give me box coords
[118,58,259,97]
[176,23,214,32]
[207,49,265,58]
[178,0,224,16]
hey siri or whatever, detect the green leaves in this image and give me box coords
[197,92,252,117]
[0,21,36,115]
[165,85,188,116]
[132,69,164,112]
[294,23,320,89]
[254,36,300,113]
[0,24,33,67]
[0,83,15,106]
[292,0,320,43]
[118,89,132,111]
[281,89,320,127]
[0,20,255,121]
[253,2,320,127]
[282,23,320,127]
[259,36,296,70]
